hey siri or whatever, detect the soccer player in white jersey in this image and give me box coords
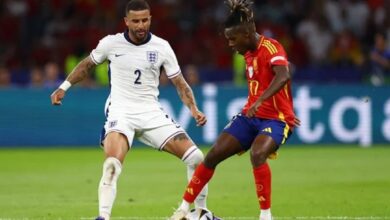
[50,0,209,219]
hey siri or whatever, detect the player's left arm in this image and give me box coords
[246,38,293,117]
[50,56,96,105]
[259,65,291,103]
[171,74,207,126]
[247,65,290,117]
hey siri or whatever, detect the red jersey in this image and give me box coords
[241,35,296,128]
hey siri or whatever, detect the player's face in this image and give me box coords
[224,26,251,55]
[124,9,151,43]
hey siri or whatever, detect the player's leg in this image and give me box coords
[168,132,242,220]
[161,133,207,210]
[97,131,132,220]
[251,134,276,220]
[169,114,253,220]
[140,112,209,212]
[162,132,209,210]
[250,120,291,220]
[144,131,208,219]
[142,123,209,219]
[141,126,209,211]
[181,132,243,203]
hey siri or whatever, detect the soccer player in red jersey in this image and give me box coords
[169,1,298,220]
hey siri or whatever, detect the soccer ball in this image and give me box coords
[185,208,215,220]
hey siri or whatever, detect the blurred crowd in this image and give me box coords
[0,0,390,89]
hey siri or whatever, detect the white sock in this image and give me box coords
[260,208,272,220]
[182,146,208,209]
[178,200,190,211]
[101,213,110,220]
[98,157,122,219]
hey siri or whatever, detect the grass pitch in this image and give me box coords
[0,145,389,220]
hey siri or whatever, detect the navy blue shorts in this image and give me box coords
[223,114,292,151]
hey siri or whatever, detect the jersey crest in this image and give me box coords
[248,66,254,78]
[147,51,158,64]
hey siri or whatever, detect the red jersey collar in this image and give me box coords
[245,35,264,58]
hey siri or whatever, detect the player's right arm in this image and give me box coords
[171,74,207,127]
[161,39,207,126]
[50,56,96,105]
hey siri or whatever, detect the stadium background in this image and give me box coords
[0,0,389,147]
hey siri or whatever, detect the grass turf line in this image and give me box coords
[0,145,389,219]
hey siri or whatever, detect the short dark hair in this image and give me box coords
[224,0,254,28]
[125,0,150,14]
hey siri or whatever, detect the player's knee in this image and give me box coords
[202,146,223,169]
[101,157,122,184]
[182,146,204,167]
[250,148,268,166]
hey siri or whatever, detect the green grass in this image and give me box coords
[0,145,389,219]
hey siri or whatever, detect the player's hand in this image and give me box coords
[50,88,66,105]
[246,100,262,118]
[190,107,207,126]
[293,117,301,127]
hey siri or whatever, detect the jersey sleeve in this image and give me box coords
[263,40,289,66]
[90,36,111,65]
[162,42,181,79]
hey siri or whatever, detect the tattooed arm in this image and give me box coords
[50,56,96,105]
[170,74,207,126]
[171,74,197,109]
[65,56,96,85]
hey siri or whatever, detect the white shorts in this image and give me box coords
[100,108,187,150]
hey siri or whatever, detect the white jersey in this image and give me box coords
[90,30,181,114]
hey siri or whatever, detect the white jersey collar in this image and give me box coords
[123,29,152,46]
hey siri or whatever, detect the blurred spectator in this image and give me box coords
[369,31,390,86]
[324,0,345,33]
[330,29,364,67]
[29,66,45,88]
[43,62,63,88]
[324,0,370,37]
[0,0,389,86]
[183,64,200,86]
[297,10,333,65]
[345,0,370,38]
[0,66,11,88]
